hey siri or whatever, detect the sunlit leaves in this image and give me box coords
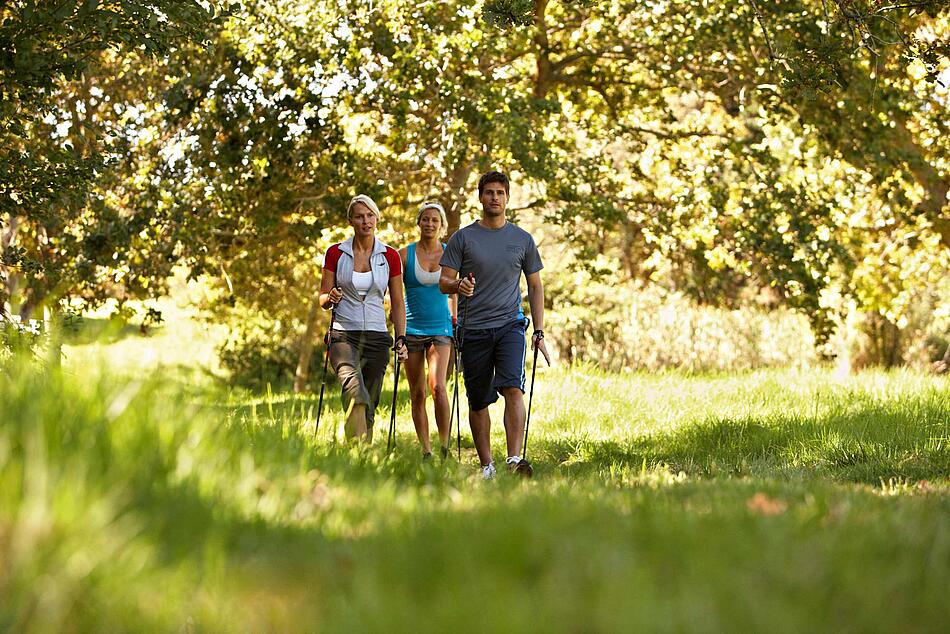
[6,0,948,367]
[483,0,535,27]
[0,1,229,322]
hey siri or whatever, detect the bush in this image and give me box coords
[0,314,44,360]
[547,277,816,372]
[841,273,950,371]
[217,315,329,391]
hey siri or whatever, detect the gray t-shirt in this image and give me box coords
[441,221,543,329]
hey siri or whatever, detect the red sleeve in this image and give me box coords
[384,246,402,278]
[324,244,342,273]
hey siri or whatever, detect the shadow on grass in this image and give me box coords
[536,395,950,484]
[128,431,950,634]
[221,380,949,486]
[7,366,947,632]
[224,376,416,423]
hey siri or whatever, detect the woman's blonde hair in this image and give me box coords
[417,201,447,237]
[347,194,381,221]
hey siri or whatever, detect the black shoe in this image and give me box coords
[508,458,534,478]
[440,445,449,460]
[422,451,432,462]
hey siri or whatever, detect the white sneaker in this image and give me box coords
[481,462,496,480]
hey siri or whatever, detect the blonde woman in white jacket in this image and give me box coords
[319,194,408,441]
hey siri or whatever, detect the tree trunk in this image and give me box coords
[533,0,552,98]
[293,294,323,393]
[44,304,62,369]
[863,311,902,368]
[1,215,19,316]
[934,341,950,374]
[445,161,473,236]
[20,223,51,321]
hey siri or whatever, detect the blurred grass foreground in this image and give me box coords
[2,331,949,632]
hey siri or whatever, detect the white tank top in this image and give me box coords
[352,270,373,298]
[414,254,441,286]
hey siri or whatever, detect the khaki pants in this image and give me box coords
[328,329,393,432]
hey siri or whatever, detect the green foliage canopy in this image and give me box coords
[4,0,949,369]
[0,0,229,320]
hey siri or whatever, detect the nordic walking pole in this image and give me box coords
[455,330,463,460]
[453,273,474,460]
[447,323,459,459]
[522,329,543,461]
[314,287,340,438]
[387,340,404,453]
[454,340,462,459]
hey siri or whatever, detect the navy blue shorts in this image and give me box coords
[459,318,528,411]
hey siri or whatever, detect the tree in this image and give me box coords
[478,0,950,355]
[0,1,228,330]
[50,0,948,375]
[108,0,577,387]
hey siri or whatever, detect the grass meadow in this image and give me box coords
[2,304,949,632]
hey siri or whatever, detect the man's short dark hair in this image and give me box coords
[478,171,510,196]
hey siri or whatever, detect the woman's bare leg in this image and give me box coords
[344,402,368,441]
[427,343,452,451]
[404,348,431,454]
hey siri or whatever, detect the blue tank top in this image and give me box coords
[405,242,452,337]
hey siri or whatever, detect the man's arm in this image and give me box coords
[439,265,460,295]
[440,266,475,297]
[525,270,551,365]
[525,271,544,332]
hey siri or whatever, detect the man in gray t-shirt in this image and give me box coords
[441,220,542,329]
[439,171,552,480]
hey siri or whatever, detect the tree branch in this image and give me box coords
[746,0,778,66]
[618,124,726,140]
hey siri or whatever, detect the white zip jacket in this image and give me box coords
[325,237,402,333]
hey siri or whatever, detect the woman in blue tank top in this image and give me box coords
[399,202,457,459]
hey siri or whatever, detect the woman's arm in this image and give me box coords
[389,274,408,361]
[319,268,340,309]
[389,275,407,335]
